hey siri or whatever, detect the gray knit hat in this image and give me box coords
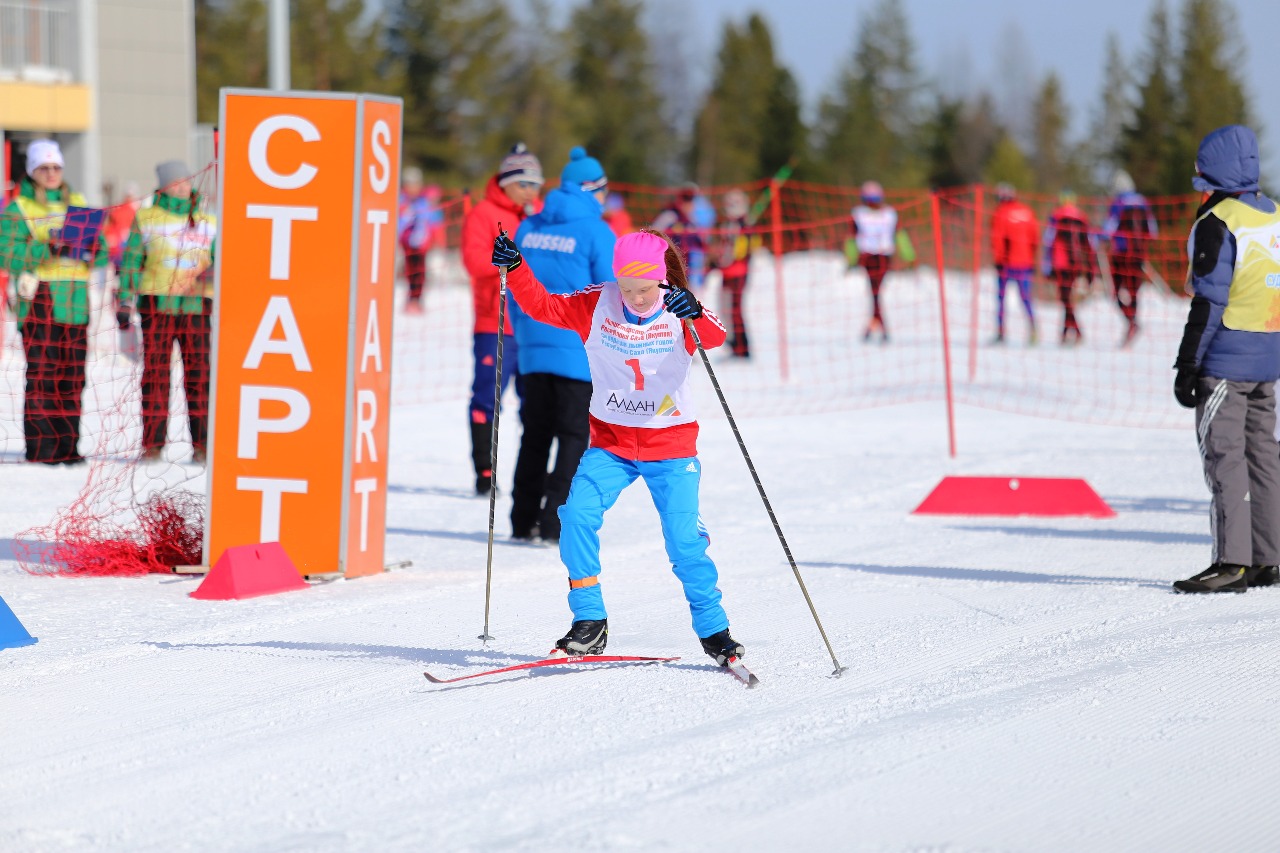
[156,160,191,190]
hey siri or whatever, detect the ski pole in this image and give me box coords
[675,305,846,677]
[480,241,510,645]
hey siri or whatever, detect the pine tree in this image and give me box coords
[290,0,389,95]
[692,14,801,185]
[984,135,1035,190]
[1031,73,1071,193]
[385,0,516,184]
[760,67,804,179]
[194,0,267,124]
[1174,0,1251,189]
[566,0,668,184]
[501,0,583,173]
[815,0,923,186]
[1089,33,1132,184]
[1120,0,1178,195]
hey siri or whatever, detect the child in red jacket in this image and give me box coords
[491,227,746,667]
[990,183,1040,344]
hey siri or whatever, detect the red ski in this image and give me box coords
[424,654,679,684]
[723,656,760,688]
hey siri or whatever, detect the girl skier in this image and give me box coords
[491,227,745,666]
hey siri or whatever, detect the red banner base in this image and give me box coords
[912,476,1116,518]
[190,542,309,600]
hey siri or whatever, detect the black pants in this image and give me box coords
[510,372,592,541]
[404,247,427,301]
[722,272,750,356]
[139,296,212,453]
[20,283,88,464]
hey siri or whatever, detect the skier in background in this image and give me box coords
[847,180,914,343]
[460,142,543,496]
[715,188,757,358]
[1103,169,1159,347]
[398,166,436,315]
[508,147,615,545]
[1042,191,1096,345]
[1171,125,1280,593]
[989,183,1040,345]
[651,183,707,289]
[491,227,747,667]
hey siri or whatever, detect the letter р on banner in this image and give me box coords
[206,89,402,578]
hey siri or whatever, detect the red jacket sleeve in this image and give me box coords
[683,308,727,353]
[503,261,600,340]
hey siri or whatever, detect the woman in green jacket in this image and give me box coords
[0,140,108,464]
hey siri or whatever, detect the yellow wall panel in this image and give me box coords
[0,82,91,132]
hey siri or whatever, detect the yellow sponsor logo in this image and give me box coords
[657,395,682,416]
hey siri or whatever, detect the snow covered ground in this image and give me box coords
[4,376,1280,850]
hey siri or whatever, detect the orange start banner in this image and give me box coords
[206,90,402,577]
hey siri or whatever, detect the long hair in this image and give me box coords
[636,227,689,291]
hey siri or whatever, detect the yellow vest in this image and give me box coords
[1206,197,1280,332]
[12,190,93,282]
[134,203,217,299]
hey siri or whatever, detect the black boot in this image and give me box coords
[1173,563,1248,593]
[554,619,608,656]
[1248,565,1279,588]
[699,628,745,665]
[470,420,493,496]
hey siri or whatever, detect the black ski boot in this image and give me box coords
[554,619,608,656]
[1248,565,1279,588]
[1173,563,1248,593]
[699,629,745,665]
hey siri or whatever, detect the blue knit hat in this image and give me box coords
[560,146,607,191]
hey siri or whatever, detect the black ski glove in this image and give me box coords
[662,286,703,320]
[1174,365,1199,409]
[491,229,522,272]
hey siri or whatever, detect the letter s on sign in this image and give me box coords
[249,115,321,190]
[369,119,391,194]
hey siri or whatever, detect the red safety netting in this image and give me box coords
[6,164,217,575]
[381,179,1197,434]
[6,172,1201,576]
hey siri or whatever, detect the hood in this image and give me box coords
[537,182,604,225]
[1192,125,1261,194]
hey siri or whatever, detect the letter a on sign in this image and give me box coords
[207,90,401,579]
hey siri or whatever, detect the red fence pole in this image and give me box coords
[931,192,958,458]
[770,176,789,382]
[968,183,984,382]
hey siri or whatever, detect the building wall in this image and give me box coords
[95,0,195,204]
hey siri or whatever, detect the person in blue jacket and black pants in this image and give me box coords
[1173,125,1280,593]
[509,147,616,543]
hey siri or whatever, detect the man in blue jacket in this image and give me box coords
[509,147,616,543]
[1172,125,1280,593]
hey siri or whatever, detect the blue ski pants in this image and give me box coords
[469,332,520,423]
[558,448,729,639]
[996,267,1035,332]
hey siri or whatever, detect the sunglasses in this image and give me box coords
[515,181,541,190]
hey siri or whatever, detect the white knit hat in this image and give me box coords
[26,139,63,176]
